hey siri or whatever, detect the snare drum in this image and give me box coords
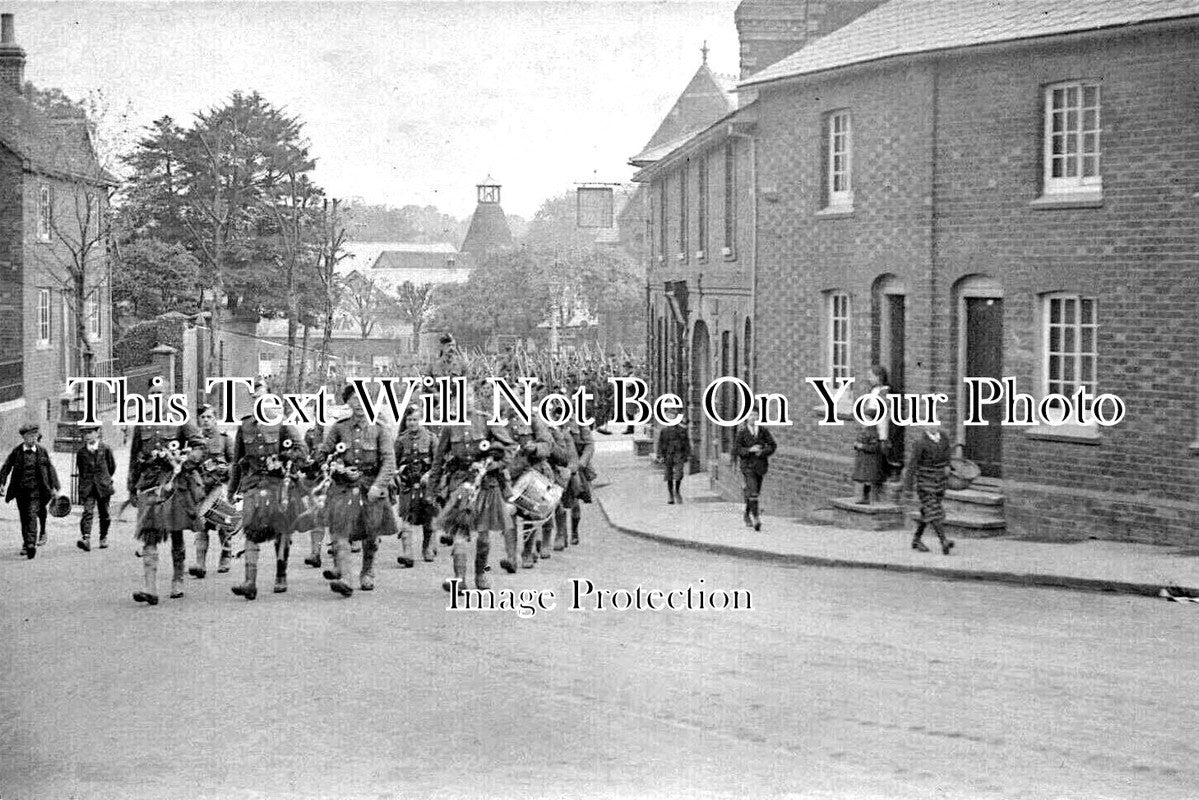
[203,497,243,534]
[507,469,563,520]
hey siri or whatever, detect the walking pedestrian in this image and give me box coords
[75,425,116,551]
[902,423,955,555]
[655,418,691,505]
[733,409,776,531]
[1,423,61,559]
[852,395,887,505]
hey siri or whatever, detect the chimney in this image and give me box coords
[735,1,887,81]
[0,13,26,93]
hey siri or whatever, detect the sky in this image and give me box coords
[10,0,741,219]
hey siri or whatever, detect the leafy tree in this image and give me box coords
[110,237,201,323]
[394,281,436,352]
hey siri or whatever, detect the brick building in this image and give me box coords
[735,0,1199,544]
[634,3,882,494]
[0,13,115,445]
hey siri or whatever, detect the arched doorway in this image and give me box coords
[954,274,1004,478]
[873,275,907,475]
[690,320,711,473]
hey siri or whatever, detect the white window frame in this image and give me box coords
[1040,292,1099,430]
[37,185,52,242]
[826,111,853,208]
[36,288,51,345]
[1043,81,1102,196]
[827,291,851,382]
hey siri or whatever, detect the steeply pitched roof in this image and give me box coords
[630,62,737,166]
[741,0,1199,88]
[460,201,513,262]
[0,83,114,184]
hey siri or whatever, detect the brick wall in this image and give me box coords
[747,24,1199,543]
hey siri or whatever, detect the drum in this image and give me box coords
[507,470,563,520]
[203,497,243,534]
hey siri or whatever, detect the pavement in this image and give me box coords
[593,440,1199,600]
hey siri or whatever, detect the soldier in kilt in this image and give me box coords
[301,422,330,570]
[499,405,554,572]
[429,382,514,593]
[316,386,397,597]
[229,383,308,600]
[188,404,236,578]
[128,405,191,605]
[394,405,438,568]
[902,424,954,555]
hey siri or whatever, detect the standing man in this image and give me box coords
[75,425,116,551]
[394,404,438,568]
[317,386,396,597]
[733,409,776,531]
[655,418,691,505]
[1,423,61,559]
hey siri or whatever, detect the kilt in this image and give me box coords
[241,479,303,543]
[472,484,509,532]
[916,466,947,524]
[134,484,175,545]
[397,488,437,526]
[326,482,397,541]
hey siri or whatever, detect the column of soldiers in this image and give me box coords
[9,369,602,603]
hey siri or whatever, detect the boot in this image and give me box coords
[397,527,415,569]
[553,510,568,551]
[743,505,753,528]
[500,527,518,573]
[99,518,109,549]
[672,480,683,504]
[750,500,761,531]
[934,523,954,555]
[443,547,470,593]
[133,545,159,605]
[304,528,323,568]
[475,533,493,591]
[422,525,437,562]
[217,531,232,573]
[170,546,186,598]
[911,523,930,552]
[76,535,91,552]
[667,486,675,505]
[190,531,209,578]
[329,541,354,597]
[232,543,259,600]
[571,508,580,545]
[360,539,377,591]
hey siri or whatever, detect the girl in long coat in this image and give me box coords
[852,394,888,504]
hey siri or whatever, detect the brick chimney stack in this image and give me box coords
[735,1,886,81]
[0,14,26,93]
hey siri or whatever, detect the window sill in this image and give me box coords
[1189,439,1199,456]
[722,247,736,261]
[35,341,52,351]
[816,205,855,219]
[1023,425,1101,445]
[1030,191,1103,210]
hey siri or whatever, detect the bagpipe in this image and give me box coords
[117,440,192,520]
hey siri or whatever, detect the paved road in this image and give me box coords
[1,509,1196,799]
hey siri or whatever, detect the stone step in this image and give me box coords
[909,510,1007,538]
[831,497,906,531]
[944,487,1004,507]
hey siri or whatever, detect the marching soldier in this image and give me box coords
[428,381,514,593]
[394,404,437,568]
[229,381,307,600]
[316,386,396,597]
[566,418,595,546]
[188,403,236,577]
[301,421,329,569]
[75,425,116,552]
[127,385,191,604]
[1,423,60,559]
[499,404,554,573]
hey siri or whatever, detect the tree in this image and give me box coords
[120,92,317,369]
[340,271,397,340]
[110,237,201,323]
[314,198,349,385]
[394,281,436,352]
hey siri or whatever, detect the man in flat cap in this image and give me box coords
[1,422,61,559]
[75,425,116,552]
